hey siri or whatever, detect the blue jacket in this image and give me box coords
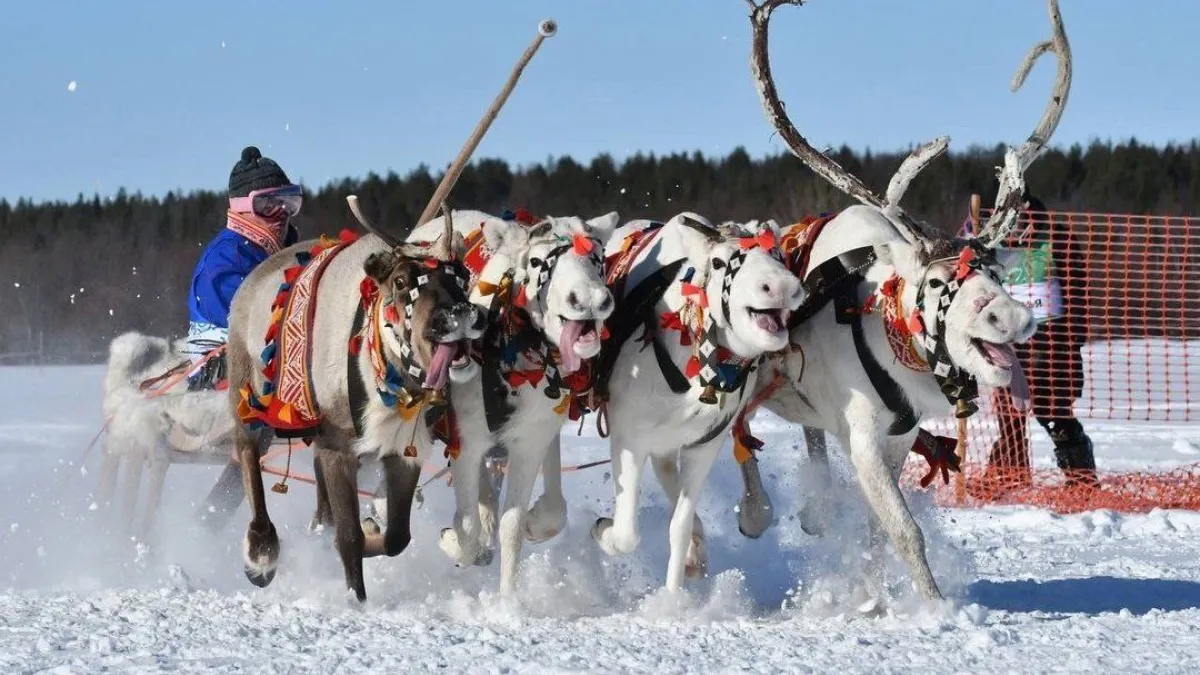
[187,225,298,328]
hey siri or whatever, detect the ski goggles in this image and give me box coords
[229,184,303,219]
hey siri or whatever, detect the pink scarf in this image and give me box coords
[226,209,287,255]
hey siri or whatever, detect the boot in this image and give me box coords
[186,353,228,392]
[1045,418,1098,488]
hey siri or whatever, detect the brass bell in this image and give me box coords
[699,384,719,405]
[954,398,978,419]
[426,387,446,406]
[271,481,289,494]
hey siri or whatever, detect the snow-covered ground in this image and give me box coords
[3,356,1200,674]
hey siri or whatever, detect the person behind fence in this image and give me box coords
[984,190,1098,487]
[183,146,303,391]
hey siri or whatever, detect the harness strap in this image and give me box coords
[348,301,368,438]
[835,276,920,436]
[592,257,688,402]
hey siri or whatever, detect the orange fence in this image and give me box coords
[900,205,1200,513]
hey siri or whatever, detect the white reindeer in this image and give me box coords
[727,0,1073,602]
[98,332,240,539]
[563,212,806,592]
[402,208,620,597]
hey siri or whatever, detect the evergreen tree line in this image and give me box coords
[1,139,1197,363]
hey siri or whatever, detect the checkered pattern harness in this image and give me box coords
[462,217,607,432]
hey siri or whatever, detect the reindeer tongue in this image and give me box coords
[423,343,456,391]
[754,310,784,333]
[983,342,1031,412]
[558,320,587,375]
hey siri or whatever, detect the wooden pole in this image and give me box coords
[413,19,558,230]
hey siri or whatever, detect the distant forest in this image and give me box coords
[2,139,1198,363]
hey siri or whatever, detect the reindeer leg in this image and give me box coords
[316,441,367,601]
[592,433,647,557]
[736,454,774,539]
[308,449,334,533]
[439,444,489,566]
[369,454,421,558]
[119,447,146,536]
[652,454,707,579]
[847,427,941,601]
[477,445,507,554]
[239,429,279,588]
[526,435,567,543]
[799,425,833,536]
[96,441,121,510]
[497,444,545,596]
[137,446,171,542]
[199,456,247,534]
[664,440,720,590]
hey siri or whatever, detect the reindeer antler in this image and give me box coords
[346,195,403,248]
[976,0,1072,247]
[746,0,945,250]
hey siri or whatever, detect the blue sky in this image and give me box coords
[0,0,1194,203]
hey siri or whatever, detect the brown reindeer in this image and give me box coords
[226,205,484,602]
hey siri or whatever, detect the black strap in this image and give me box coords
[832,273,919,436]
[650,331,693,394]
[593,257,687,401]
[347,302,369,438]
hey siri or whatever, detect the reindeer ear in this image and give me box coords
[364,250,400,284]
[449,231,468,261]
[583,211,620,244]
[481,217,529,258]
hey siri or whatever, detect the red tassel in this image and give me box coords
[513,285,528,308]
[384,305,401,325]
[954,246,978,280]
[348,334,364,356]
[685,356,701,379]
[572,233,595,256]
[359,277,378,303]
[423,257,439,269]
[339,228,360,243]
[283,266,303,285]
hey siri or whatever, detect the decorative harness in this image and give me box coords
[462,211,607,434]
[729,215,1003,483]
[589,221,786,440]
[342,246,473,457]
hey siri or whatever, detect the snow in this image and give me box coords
[3,345,1200,673]
[66,81,77,93]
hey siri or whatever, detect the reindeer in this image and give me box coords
[97,332,240,540]
[533,212,805,592]
[725,0,1073,602]
[226,208,487,602]
[380,207,619,597]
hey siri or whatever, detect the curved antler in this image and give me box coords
[746,0,945,250]
[346,195,403,248]
[977,0,1072,247]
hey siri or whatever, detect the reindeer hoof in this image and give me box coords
[474,547,494,567]
[736,500,773,539]
[244,564,276,588]
[439,527,488,567]
[361,516,382,536]
[799,500,829,537]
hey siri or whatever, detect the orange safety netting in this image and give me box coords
[895,204,1200,513]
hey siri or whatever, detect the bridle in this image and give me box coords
[908,240,1006,418]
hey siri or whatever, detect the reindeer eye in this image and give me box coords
[529,257,543,269]
[711,258,727,270]
[927,278,945,290]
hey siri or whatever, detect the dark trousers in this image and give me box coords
[988,319,1096,483]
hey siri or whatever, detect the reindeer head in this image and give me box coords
[747,0,1072,409]
[675,213,805,356]
[479,211,620,374]
[350,197,487,390]
[874,230,1036,390]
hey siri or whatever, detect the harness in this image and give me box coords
[730,217,1003,466]
[461,214,607,434]
[589,221,784,438]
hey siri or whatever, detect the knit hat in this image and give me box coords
[228,146,291,197]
